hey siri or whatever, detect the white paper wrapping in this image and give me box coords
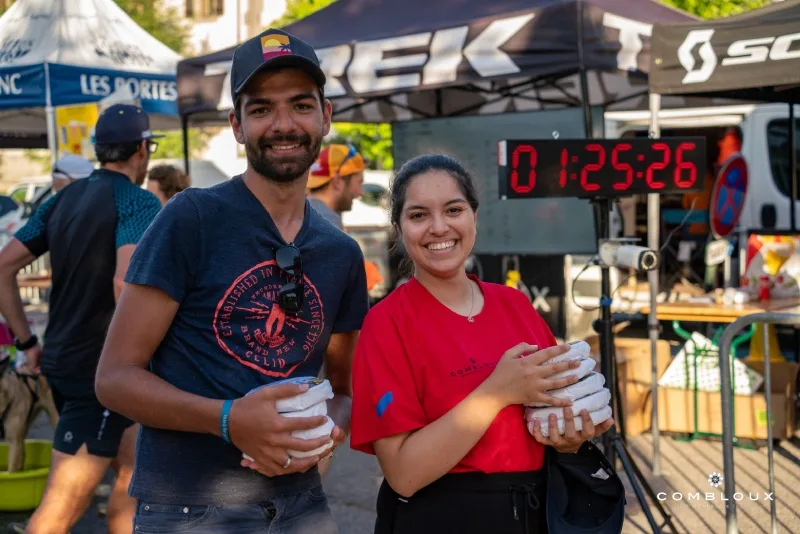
[542,340,590,365]
[245,377,335,412]
[527,405,613,436]
[549,356,596,381]
[525,388,611,422]
[528,372,606,407]
[282,400,328,419]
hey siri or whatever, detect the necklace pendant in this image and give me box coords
[467,316,475,323]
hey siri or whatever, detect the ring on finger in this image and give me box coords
[282,456,292,469]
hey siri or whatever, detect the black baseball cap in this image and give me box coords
[94,104,163,145]
[230,28,326,103]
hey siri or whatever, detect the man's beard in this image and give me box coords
[245,132,322,184]
[334,194,353,213]
[135,160,148,186]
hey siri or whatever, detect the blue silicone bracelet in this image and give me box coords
[220,399,233,444]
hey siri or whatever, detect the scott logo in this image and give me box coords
[679,29,800,84]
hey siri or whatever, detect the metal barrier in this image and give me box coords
[0,230,51,304]
[718,311,800,534]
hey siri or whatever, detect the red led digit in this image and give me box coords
[646,142,670,190]
[511,144,536,193]
[611,143,633,191]
[580,143,605,192]
[674,142,698,188]
[560,149,568,187]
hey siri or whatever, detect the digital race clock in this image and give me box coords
[498,138,707,199]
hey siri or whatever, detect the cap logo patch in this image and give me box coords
[261,34,291,60]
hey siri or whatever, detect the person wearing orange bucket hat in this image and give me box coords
[307,143,365,230]
[308,144,385,294]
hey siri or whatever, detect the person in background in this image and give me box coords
[307,143,365,229]
[350,154,613,534]
[51,154,94,193]
[682,126,745,236]
[95,28,368,533]
[0,104,162,534]
[309,144,384,294]
[147,164,190,206]
[717,125,743,165]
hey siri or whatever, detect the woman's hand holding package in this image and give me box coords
[531,406,614,453]
[481,342,582,408]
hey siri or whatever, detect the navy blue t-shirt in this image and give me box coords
[124,176,369,505]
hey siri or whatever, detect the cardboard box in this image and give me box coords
[657,361,799,440]
[583,335,673,436]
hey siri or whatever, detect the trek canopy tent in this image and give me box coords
[177,0,702,126]
[0,0,182,149]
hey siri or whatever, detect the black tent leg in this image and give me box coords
[181,114,190,175]
[790,103,797,232]
[576,1,593,138]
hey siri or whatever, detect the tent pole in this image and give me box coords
[575,1,593,138]
[790,103,797,232]
[648,92,662,477]
[181,114,190,175]
[44,62,57,166]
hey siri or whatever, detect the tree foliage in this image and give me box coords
[114,0,192,55]
[272,0,338,27]
[328,123,394,170]
[660,0,771,19]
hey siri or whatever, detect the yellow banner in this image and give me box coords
[55,103,99,160]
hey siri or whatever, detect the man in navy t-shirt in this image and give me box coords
[95,28,369,533]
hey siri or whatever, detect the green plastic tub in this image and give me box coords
[0,439,52,511]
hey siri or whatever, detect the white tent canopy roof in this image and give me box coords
[0,0,181,73]
[0,0,183,148]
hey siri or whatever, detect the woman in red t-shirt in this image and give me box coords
[350,154,613,533]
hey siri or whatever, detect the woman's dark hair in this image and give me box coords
[390,154,480,229]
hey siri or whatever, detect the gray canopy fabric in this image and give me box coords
[177,0,705,125]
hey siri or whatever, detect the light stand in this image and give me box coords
[591,198,677,534]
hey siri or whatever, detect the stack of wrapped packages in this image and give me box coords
[243,377,335,461]
[525,341,613,435]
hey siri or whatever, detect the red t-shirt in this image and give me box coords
[350,275,556,473]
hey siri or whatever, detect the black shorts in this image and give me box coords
[47,376,134,458]
[376,469,548,534]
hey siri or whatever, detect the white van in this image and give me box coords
[605,103,799,238]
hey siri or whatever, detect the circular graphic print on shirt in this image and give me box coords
[213,260,325,377]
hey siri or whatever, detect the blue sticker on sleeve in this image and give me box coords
[376,391,393,418]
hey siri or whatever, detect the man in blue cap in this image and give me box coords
[96,28,368,534]
[0,103,162,533]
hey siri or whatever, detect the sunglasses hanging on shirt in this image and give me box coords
[275,244,304,314]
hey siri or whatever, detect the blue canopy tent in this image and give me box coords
[0,0,182,155]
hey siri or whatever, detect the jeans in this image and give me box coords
[132,485,337,534]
